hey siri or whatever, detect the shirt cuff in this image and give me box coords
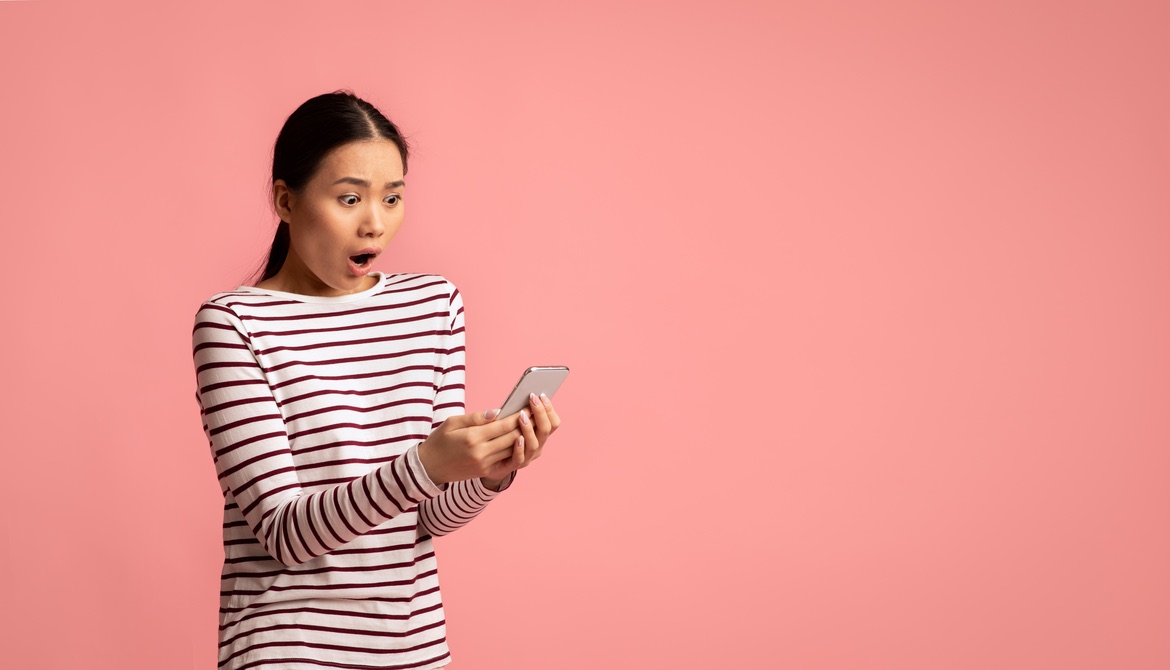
[403,441,446,499]
[474,470,517,498]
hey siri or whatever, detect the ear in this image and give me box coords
[273,179,294,221]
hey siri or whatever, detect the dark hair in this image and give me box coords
[246,89,411,285]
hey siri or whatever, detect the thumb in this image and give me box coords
[448,408,500,429]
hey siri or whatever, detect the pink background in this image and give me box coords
[1,1,1168,668]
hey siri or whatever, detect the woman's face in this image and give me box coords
[272,139,406,296]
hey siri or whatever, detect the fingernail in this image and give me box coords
[519,409,530,425]
[539,393,551,407]
[529,392,539,406]
[484,408,500,420]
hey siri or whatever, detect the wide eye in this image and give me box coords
[339,195,358,206]
[385,194,401,206]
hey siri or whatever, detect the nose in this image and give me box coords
[360,200,386,238]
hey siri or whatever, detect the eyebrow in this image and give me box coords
[332,177,405,188]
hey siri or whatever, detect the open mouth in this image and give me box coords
[348,247,381,275]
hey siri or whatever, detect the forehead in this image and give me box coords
[319,140,404,182]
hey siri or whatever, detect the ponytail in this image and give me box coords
[260,220,291,281]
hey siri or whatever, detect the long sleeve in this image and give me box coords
[418,282,515,537]
[192,300,445,567]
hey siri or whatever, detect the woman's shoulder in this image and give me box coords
[395,271,455,285]
[190,290,254,335]
[390,272,460,299]
[192,288,259,315]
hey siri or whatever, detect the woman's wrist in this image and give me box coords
[416,440,450,486]
[480,475,506,491]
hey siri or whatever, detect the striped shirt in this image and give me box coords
[191,270,514,670]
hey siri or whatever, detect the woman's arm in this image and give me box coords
[192,300,446,567]
[417,283,515,538]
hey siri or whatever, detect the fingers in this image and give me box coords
[443,408,499,432]
[539,393,561,431]
[519,406,540,465]
[483,433,523,469]
[527,392,552,436]
[526,392,560,448]
[480,423,520,456]
[460,394,562,478]
[466,410,525,442]
[518,406,539,457]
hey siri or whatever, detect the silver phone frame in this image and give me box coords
[497,365,570,419]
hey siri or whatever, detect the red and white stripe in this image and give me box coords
[192,271,512,669]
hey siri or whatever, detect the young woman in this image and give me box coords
[191,89,561,670]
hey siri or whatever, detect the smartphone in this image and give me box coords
[497,366,570,419]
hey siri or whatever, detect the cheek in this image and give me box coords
[388,208,407,231]
[291,219,341,262]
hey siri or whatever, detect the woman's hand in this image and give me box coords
[417,409,525,486]
[481,392,562,487]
